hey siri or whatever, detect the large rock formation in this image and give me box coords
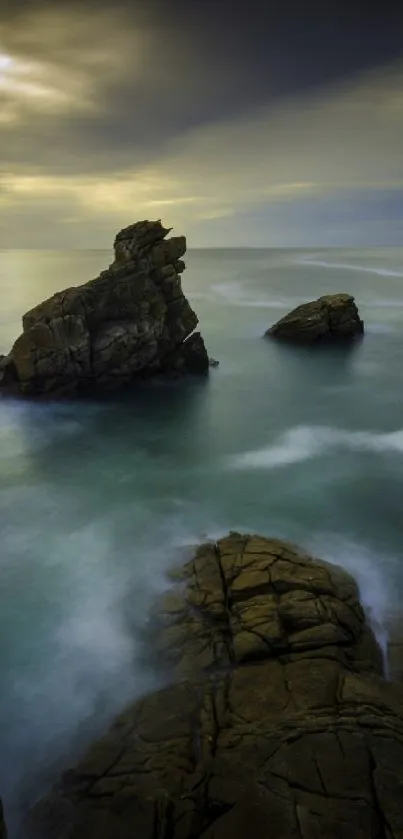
[0,221,210,397]
[266,293,364,343]
[25,533,403,839]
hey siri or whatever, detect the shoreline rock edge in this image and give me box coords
[21,532,403,839]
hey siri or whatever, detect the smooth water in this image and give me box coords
[1,247,403,831]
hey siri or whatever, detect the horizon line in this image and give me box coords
[2,244,403,252]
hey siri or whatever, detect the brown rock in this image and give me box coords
[0,220,211,397]
[266,293,364,343]
[25,534,403,838]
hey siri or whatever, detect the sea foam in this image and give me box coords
[293,256,403,278]
[306,534,397,675]
[227,425,403,470]
[211,281,291,309]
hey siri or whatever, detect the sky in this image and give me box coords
[2,0,403,247]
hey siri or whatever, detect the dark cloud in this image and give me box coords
[2,0,403,245]
[2,0,403,174]
[190,187,403,248]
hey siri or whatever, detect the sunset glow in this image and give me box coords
[1,2,403,246]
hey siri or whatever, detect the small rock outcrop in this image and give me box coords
[26,533,403,839]
[0,221,210,397]
[266,293,364,343]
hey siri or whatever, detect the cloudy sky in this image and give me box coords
[2,0,403,247]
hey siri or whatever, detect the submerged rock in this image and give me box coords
[0,220,211,398]
[26,533,403,839]
[266,293,364,343]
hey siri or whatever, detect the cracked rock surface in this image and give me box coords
[266,293,364,343]
[0,220,209,397]
[24,533,403,838]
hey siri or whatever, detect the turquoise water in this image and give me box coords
[1,247,403,832]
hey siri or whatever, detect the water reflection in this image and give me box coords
[267,335,363,385]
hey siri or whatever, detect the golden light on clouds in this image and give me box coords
[0,171,220,216]
[0,48,99,124]
[0,50,86,116]
[0,53,12,70]
[1,0,403,246]
[0,5,144,125]
[0,167,329,236]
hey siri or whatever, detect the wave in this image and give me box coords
[227,425,403,470]
[363,298,403,309]
[209,279,403,314]
[363,323,396,334]
[0,400,110,464]
[187,291,212,301]
[349,359,382,376]
[210,282,290,309]
[0,503,211,833]
[307,534,397,673]
[293,257,403,278]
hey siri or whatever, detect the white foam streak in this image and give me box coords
[228,425,403,470]
[364,323,395,334]
[294,257,403,278]
[364,298,403,308]
[308,535,397,674]
[211,281,290,309]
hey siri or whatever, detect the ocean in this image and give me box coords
[1,246,403,832]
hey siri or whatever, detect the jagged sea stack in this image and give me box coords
[0,220,210,397]
[266,293,364,343]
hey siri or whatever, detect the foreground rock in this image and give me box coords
[266,293,364,343]
[0,220,210,397]
[25,533,403,839]
[387,612,403,684]
[0,799,6,839]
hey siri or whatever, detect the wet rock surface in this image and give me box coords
[0,799,6,839]
[158,331,210,376]
[0,221,210,397]
[24,533,403,839]
[266,293,364,343]
[387,613,403,684]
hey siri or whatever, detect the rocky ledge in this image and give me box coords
[266,293,364,343]
[23,533,403,839]
[0,220,211,398]
[0,800,6,839]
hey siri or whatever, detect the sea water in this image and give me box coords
[1,247,403,831]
